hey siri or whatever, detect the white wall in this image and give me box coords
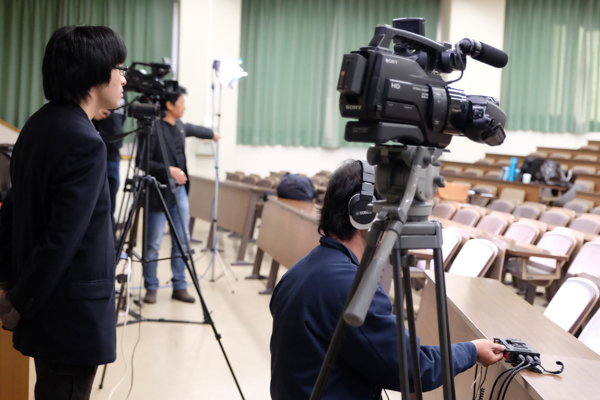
[178,0,600,177]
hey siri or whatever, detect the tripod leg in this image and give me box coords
[391,244,411,400]
[433,245,456,400]
[401,252,423,399]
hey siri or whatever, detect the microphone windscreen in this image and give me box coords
[474,42,509,68]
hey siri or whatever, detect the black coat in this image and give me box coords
[142,118,213,212]
[0,102,116,366]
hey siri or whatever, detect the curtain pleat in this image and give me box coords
[501,0,600,133]
[237,0,440,148]
[0,0,174,129]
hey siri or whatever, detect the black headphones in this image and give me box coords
[348,160,376,230]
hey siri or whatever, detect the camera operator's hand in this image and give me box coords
[169,166,188,185]
[212,132,221,142]
[471,339,505,367]
[0,290,20,330]
[93,108,111,121]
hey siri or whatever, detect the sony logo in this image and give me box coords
[385,58,398,64]
[346,105,362,110]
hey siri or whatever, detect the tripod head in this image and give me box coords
[366,145,445,223]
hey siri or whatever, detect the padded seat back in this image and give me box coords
[432,202,458,219]
[512,204,541,219]
[544,277,599,333]
[504,222,540,245]
[488,199,515,213]
[448,239,499,277]
[579,308,600,355]
[569,217,600,234]
[566,241,600,277]
[451,208,481,227]
[476,215,508,235]
[539,210,570,227]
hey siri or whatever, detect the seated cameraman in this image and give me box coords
[269,160,505,400]
[142,86,219,304]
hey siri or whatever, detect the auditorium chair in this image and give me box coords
[447,239,499,277]
[512,203,543,219]
[503,219,545,245]
[462,168,484,178]
[564,240,600,279]
[500,188,526,207]
[432,202,458,219]
[528,151,548,158]
[578,306,600,355]
[539,208,575,227]
[476,214,509,235]
[451,208,481,227]
[240,176,258,185]
[580,145,599,151]
[575,179,595,192]
[543,277,599,334]
[226,172,243,181]
[484,170,501,180]
[440,166,462,176]
[550,152,572,160]
[571,165,597,175]
[591,206,600,216]
[496,159,512,167]
[488,199,516,213]
[504,227,582,304]
[474,158,495,165]
[470,184,497,207]
[563,199,594,214]
[415,228,465,272]
[573,155,598,162]
[568,214,600,235]
[256,177,277,189]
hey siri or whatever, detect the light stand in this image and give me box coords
[196,64,239,290]
[310,145,456,400]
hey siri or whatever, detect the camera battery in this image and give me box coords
[338,54,367,96]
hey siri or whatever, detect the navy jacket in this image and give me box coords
[270,236,477,400]
[0,102,116,366]
[143,119,213,212]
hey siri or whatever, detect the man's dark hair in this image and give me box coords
[162,86,187,111]
[42,25,127,105]
[318,160,363,241]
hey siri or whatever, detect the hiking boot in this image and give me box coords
[172,288,196,303]
[143,290,157,304]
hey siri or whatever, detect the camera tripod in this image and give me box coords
[99,115,245,399]
[311,145,456,400]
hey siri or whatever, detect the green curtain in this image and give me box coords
[237,0,440,148]
[0,0,174,129]
[501,0,600,133]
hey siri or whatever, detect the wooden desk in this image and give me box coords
[588,140,600,148]
[442,175,565,203]
[249,197,321,294]
[187,175,269,265]
[0,327,30,400]
[416,272,600,399]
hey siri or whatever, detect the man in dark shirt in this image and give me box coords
[93,92,128,231]
[142,86,219,304]
[0,25,126,400]
[270,160,505,400]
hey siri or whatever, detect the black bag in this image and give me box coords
[518,156,572,189]
[277,173,315,201]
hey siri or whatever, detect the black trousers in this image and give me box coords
[34,358,98,400]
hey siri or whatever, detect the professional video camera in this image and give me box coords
[338,18,508,148]
[124,61,179,120]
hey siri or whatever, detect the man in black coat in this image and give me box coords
[0,25,127,399]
